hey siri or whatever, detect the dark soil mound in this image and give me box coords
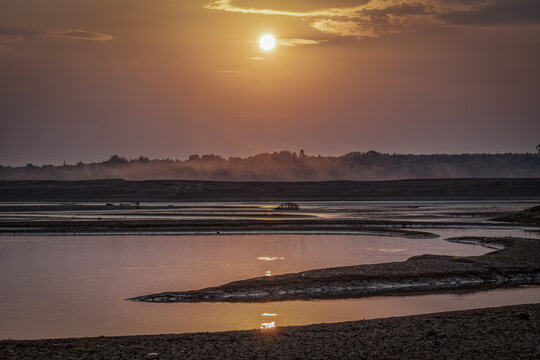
[495,205,540,224]
[276,202,300,210]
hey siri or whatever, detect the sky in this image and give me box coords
[1,0,539,166]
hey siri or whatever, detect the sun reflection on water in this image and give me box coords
[260,313,278,330]
[260,321,276,330]
[257,256,285,261]
[264,270,272,277]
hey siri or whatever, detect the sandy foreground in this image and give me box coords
[1,303,538,359]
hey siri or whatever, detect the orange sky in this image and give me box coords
[1,0,539,165]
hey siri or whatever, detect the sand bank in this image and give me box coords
[1,303,539,359]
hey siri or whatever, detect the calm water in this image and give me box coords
[1,232,540,339]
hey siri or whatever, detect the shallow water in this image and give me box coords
[1,199,538,223]
[1,231,539,340]
[1,200,539,340]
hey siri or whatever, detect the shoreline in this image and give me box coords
[0,217,533,236]
[0,218,450,238]
[2,303,539,359]
[132,237,540,303]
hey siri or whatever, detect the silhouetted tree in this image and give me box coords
[105,155,128,164]
[536,144,540,155]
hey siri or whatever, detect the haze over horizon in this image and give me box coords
[1,0,539,166]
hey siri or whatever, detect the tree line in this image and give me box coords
[1,151,539,181]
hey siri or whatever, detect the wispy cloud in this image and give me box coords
[0,34,23,54]
[246,56,265,61]
[0,27,114,54]
[277,38,325,46]
[44,29,114,41]
[312,20,377,38]
[246,37,322,48]
[0,28,40,54]
[205,0,540,40]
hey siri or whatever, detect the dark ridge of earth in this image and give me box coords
[132,237,540,303]
[1,178,540,202]
[496,205,540,225]
[1,303,539,359]
[0,217,441,238]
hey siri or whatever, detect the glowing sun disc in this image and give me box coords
[259,34,276,51]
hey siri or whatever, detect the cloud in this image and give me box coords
[232,0,369,13]
[0,27,114,54]
[44,29,114,41]
[0,35,23,54]
[246,56,265,60]
[0,28,40,54]
[205,0,540,40]
[277,38,325,47]
[0,28,41,37]
[437,0,540,26]
[312,20,377,38]
[245,37,322,47]
[204,0,367,18]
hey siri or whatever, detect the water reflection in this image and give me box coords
[257,257,285,261]
[365,248,407,253]
[260,313,278,330]
[264,270,272,277]
[260,321,276,330]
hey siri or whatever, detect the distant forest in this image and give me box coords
[1,151,539,181]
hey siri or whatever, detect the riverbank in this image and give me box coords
[132,237,540,303]
[0,217,446,238]
[2,303,538,359]
[2,178,539,202]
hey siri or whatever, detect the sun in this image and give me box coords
[259,34,276,51]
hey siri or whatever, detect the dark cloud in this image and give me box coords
[438,0,540,26]
[359,3,431,17]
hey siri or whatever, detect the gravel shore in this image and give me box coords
[2,303,539,359]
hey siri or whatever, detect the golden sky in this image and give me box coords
[1,0,539,165]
